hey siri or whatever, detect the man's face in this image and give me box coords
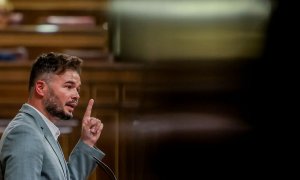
[42,70,81,120]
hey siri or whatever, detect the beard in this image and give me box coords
[43,87,73,120]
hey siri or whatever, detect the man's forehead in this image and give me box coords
[54,70,81,83]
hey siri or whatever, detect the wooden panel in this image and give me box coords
[0,105,22,119]
[82,70,143,83]
[0,32,107,48]
[0,83,28,104]
[11,0,108,11]
[77,85,90,104]
[92,84,119,105]
[0,65,30,82]
[121,84,142,107]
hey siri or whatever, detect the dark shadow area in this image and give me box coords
[124,1,297,179]
[240,0,297,178]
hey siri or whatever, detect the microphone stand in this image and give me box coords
[92,156,118,180]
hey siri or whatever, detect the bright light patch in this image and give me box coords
[35,25,59,33]
[110,0,272,20]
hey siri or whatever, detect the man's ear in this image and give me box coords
[35,80,47,96]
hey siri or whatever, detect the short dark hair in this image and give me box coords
[28,52,83,92]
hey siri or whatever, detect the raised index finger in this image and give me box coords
[83,99,94,119]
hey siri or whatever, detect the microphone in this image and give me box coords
[92,156,118,180]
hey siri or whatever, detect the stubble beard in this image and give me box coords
[43,88,73,120]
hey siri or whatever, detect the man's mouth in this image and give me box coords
[66,102,78,109]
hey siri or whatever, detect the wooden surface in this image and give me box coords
[11,0,108,11]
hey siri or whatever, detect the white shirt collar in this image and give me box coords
[26,103,61,141]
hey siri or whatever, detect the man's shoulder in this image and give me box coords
[3,106,42,136]
[0,111,44,150]
[6,113,38,133]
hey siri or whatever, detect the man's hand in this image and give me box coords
[81,99,103,147]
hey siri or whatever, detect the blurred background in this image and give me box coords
[0,0,296,179]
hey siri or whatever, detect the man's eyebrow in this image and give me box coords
[65,80,81,87]
[64,81,76,85]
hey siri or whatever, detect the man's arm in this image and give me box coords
[0,125,43,180]
[67,139,105,180]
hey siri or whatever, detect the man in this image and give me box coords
[0,52,105,180]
